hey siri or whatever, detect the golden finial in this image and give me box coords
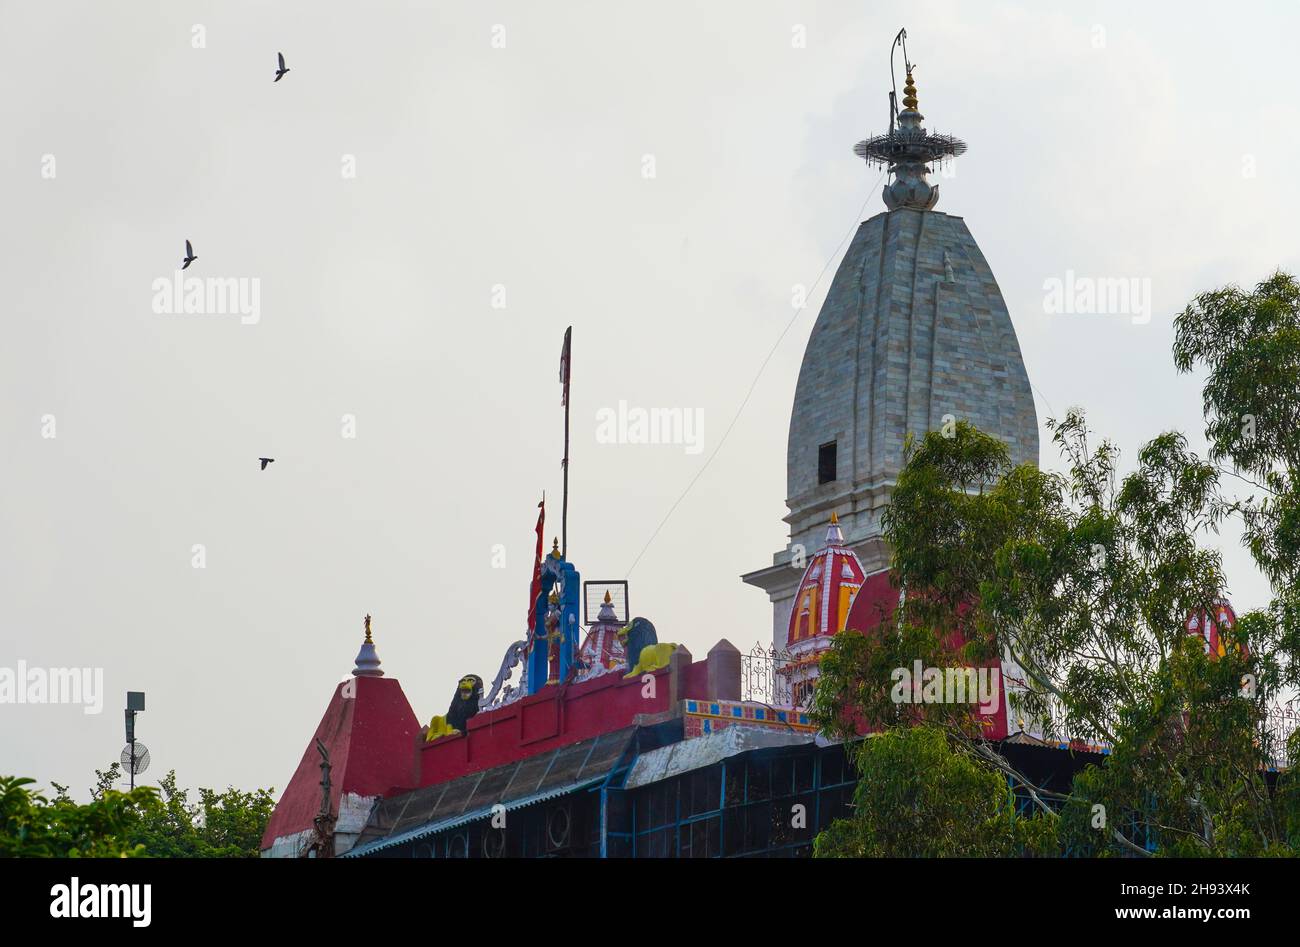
[603,590,612,604]
[363,613,373,644]
[902,68,919,112]
[830,511,839,525]
[550,537,561,559]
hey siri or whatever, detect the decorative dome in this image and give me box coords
[577,591,628,679]
[787,513,867,650]
[1186,600,1247,659]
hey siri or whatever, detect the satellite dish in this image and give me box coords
[120,743,150,775]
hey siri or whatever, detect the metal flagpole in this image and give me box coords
[561,327,571,559]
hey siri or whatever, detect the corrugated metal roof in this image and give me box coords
[625,724,817,788]
[344,726,637,857]
[344,775,608,856]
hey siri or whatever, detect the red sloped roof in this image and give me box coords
[260,675,421,851]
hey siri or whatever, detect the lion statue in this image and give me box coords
[617,617,678,679]
[425,674,484,742]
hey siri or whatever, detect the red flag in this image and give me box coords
[527,497,545,636]
[559,326,572,407]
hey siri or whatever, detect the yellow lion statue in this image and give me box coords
[626,642,678,678]
[617,618,678,678]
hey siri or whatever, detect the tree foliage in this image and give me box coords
[0,775,153,857]
[814,726,1056,857]
[1,766,274,858]
[126,769,275,858]
[1174,270,1300,673]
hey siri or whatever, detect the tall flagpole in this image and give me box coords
[560,327,572,560]
[562,403,569,560]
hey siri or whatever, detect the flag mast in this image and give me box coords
[560,326,572,560]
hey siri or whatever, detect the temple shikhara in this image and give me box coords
[258,37,1239,859]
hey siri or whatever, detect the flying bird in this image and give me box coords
[182,240,197,270]
[259,458,275,470]
[274,52,290,82]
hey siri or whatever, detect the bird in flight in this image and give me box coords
[259,458,275,470]
[182,240,197,270]
[274,52,290,82]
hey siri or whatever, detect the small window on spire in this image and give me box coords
[818,441,837,484]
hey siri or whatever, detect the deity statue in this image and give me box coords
[544,591,563,686]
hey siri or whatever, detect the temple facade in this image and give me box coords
[260,45,1082,861]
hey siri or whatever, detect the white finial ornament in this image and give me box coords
[596,590,618,624]
[352,613,385,678]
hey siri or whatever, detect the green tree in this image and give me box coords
[126,770,275,858]
[1,767,275,858]
[1173,270,1300,685]
[814,726,1056,857]
[0,775,154,857]
[813,306,1300,856]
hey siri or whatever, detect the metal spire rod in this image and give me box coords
[561,327,571,560]
[889,28,913,124]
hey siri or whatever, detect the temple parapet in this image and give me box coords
[418,640,771,787]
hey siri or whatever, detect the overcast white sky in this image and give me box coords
[3,0,1297,799]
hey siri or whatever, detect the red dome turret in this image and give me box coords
[783,513,868,705]
[1187,599,1247,659]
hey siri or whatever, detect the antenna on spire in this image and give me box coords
[889,28,912,126]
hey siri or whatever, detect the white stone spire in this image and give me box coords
[743,34,1038,652]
